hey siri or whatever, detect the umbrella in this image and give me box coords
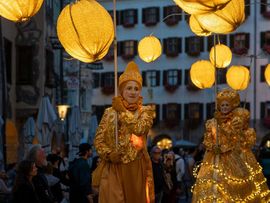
[69,106,82,161]
[174,139,197,148]
[22,117,35,158]
[88,114,98,144]
[37,96,57,154]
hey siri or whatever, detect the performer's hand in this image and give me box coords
[112,96,126,112]
[109,151,122,163]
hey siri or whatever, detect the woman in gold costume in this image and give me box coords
[192,89,269,203]
[93,61,155,203]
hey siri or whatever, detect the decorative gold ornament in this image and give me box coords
[0,0,44,22]
[173,0,231,15]
[226,65,250,90]
[209,44,232,68]
[57,0,114,63]
[190,60,215,89]
[138,35,162,63]
[195,0,245,34]
[264,64,270,86]
[189,15,211,36]
[119,61,142,88]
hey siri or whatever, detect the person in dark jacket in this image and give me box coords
[69,143,93,203]
[12,160,40,203]
[26,144,56,203]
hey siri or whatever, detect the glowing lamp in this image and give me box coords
[190,60,215,89]
[0,0,44,22]
[57,105,70,121]
[264,64,270,86]
[195,0,245,34]
[138,35,162,63]
[189,15,211,36]
[226,65,250,90]
[57,0,114,63]
[209,44,232,68]
[173,0,231,15]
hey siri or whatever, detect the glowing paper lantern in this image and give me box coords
[173,0,231,15]
[57,0,114,63]
[264,64,270,86]
[195,0,245,34]
[209,44,232,68]
[0,0,44,22]
[138,35,162,63]
[189,15,211,36]
[190,60,215,89]
[226,65,250,90]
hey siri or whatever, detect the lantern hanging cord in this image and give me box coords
[113,0,119,147]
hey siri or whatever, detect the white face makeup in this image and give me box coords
[220,100,231,114]
[122,81,141,104]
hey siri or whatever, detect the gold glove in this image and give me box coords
[112,96,126,112]
[109,151,122,163]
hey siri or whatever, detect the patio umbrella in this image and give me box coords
[69,106,82,161]
[174,139,197,148]
[37,96,57,154]
[88,114,98,144]
[22,117,35,158]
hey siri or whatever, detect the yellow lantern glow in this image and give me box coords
[226,65,250,90]
[195,0,245,34]
[57,0,114,63]
[264,64,270,86]
[0,0,44,22]
[173,0,231,15]
[209,44,232,68]
[190,60,215,89]
[138,35,162,63]
[189,15,211,36]
[57,105,70,121]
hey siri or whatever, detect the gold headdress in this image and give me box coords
[119,61,142,88]
[217,88,240,110]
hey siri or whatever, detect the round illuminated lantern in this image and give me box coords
[226,65,250,90]
[189,15,211,36]
[209,44,232,68]
[190,60,215,89]
[264,64,270,86]
[173,0,231,15]
[138,35,162,63]
[195,0,245,34]
[0,0,44,22]
[57,0,114,63]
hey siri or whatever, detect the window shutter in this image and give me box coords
[163,70,168,85]
[184,104,189,119]
[101,73,105,87]
[153,104,160,125]
[156,71,160,86]
[177,70,181,85]
[93,73,100,88]
[200,37,204,52]
[184,69,189,85]
[207,36,213,51]
[185,37,189,53]
[119,41,124,56]
[134,40,138,56]
[261,102,266,119]
[142,71,146,86]
[162,104,167,120]
[199,103,203,120]
[163,38,168,54]
[261,32,266,48]
[261,0,267,14]
[134,9,138,24]
[261,65,266,82]
[163,6,168,19]
[245,33,250,49]
[120,10,124,25]
[245,0,250,17]
[178,38,182,53]
[177,104,181,120]
[156,7,160,23]
[229,35,235,48]
[142,8,146,23]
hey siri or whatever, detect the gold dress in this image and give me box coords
[192,108,265,203]
[93,105,155,203]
